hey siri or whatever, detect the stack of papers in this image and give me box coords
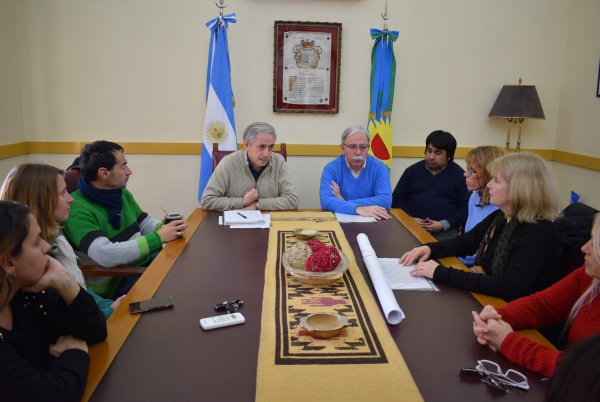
[223,210,265,225]
[378,258,439,291]
[335,212,377,223]
[220,211,271,229]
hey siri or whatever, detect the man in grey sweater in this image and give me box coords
[201,122,299,211]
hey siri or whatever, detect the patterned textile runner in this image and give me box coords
[256,212,423,401]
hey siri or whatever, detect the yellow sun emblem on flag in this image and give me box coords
[204,120,229,145]
[368,118,393,168]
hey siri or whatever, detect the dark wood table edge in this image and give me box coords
[82,209,208,401]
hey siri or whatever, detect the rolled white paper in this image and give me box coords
[357,233,405,325]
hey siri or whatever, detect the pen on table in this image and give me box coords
[238,212,247,219]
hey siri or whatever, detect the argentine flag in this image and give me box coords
[198,13,237,201]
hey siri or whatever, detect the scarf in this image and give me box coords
[50,233,86,288]
[78,178,123,229]
[473,211,520,276]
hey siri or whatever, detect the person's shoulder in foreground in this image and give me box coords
[201,122,299,211]
[545,334,600,401]
[319,125,390,221]
[0,201,107,401]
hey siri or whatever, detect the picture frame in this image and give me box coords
[597,57,600,98]
[273,21,342,114]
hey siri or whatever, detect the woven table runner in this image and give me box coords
[256,212,423,401]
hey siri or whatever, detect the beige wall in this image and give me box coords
[14,0,569,147]
[2,0,599,213]
[552,0,600,210]
[0,0,24,145]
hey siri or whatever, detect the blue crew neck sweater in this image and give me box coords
[320,154,392,214]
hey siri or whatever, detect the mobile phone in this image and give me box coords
[129,296,174,314]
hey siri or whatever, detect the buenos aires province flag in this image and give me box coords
[198,13,237,201]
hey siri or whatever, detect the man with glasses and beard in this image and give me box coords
[319,126,391,220]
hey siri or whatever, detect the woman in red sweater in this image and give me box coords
[472,213,600,377]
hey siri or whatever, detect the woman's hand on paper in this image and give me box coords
[408,260,438,278]
[399,246,431,266]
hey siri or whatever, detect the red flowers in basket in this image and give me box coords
[306,240,326,253]
[305,245,342,273]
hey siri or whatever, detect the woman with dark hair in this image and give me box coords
[0,163,123,319]
[545,334,600,402]
[0,201,107,401]
[472,213,600,378]
[401,152,562,301]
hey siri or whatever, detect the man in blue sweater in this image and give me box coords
[392,130,469,240]
[320,126,391,220]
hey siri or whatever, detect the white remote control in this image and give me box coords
[200,313,245,330]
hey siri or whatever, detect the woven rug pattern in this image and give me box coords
[256,212,423,402]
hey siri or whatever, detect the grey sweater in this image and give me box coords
[201,149,299,211]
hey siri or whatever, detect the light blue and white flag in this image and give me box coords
[198,13,237,201]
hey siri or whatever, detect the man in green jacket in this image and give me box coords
[64,141,188,298]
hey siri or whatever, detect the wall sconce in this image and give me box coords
[488,78,545,152]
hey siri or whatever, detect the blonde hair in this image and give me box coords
[465,146,505,204]
[566,213,600,328]
[487,152,560,223]
[0,163,64,242]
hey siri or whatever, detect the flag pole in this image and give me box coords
[367,0,398,169]
[198,1,237,201]
[216,0,227,17]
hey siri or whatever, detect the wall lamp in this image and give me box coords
[488,78,545,152]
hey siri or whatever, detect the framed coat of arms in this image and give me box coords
[273,21,342,114]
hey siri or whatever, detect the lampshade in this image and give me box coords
[488,85,545,120]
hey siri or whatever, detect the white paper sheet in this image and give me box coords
[223,210,265,225]
[357,233,405,324]
[335,212,377,223]
[219,213,271,229]
[378,258,439,291]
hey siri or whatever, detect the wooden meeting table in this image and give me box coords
[85,209,553,401]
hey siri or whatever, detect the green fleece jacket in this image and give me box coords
[64,188,163,297]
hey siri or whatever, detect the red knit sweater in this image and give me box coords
[497,266,600,377]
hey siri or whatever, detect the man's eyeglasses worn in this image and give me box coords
[460,359,529,393]
[465,166,484,177]
[343,143,370,152]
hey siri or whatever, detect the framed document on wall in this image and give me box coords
[273,21,342,114]
[597,57,600,97]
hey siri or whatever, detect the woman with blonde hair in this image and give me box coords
[401,152,562,301]
[459,145,505,267]
[473,213,600,377]
[0,163,123,319]
[0,201,107,400]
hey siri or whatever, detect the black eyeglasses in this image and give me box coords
[343,143,370,152]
